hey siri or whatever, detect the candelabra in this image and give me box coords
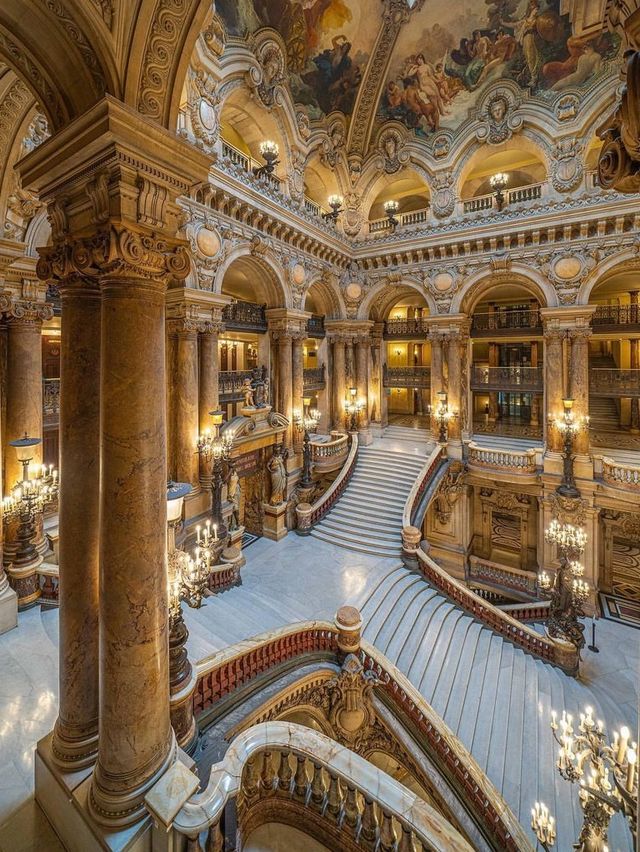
[539,522,589,651]
[540,707,638,850]
[295,400,321,489]
[322,194,343,222]
[253,140,280,178]
[549,398,589,499]
[490,171,508,211]
[434,390,455,444]
[344,386,363,433]
[531,801,556,850]
[383,199,400,231]
[3,435,58,568]
[198,410,234,539]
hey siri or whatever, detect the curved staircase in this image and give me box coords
[309,446,427,556]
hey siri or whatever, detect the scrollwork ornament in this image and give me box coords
[249,35,287,109]
[551,138,584,192]
[431,171,455,219]
[189,69,221,150]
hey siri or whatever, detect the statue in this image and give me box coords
[546,559,586,651]
[227,466,241,531]
[268,445,287,506]
[250,365,268,408]
[241,377,255,408]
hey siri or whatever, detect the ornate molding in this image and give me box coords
[597,50,640,193]
[0,30,65,127]
[475,86,524,146]
[137,0,190,122]
[35,0,105,93]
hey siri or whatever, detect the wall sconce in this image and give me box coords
[253,140,280,178]
[489,172,508,211]
[383,199,400,230]
[394,348,402,357]
[323,194,344,222]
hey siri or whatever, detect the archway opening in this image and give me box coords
[367,169,430,234]
[460,145,546,214]
[384,293,430,428]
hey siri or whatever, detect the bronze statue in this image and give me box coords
[227,465,241,531]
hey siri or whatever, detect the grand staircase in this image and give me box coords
[309,446,427,557]
[589,353,620,429]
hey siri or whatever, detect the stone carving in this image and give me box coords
[555,94,580,121]
[251,366,269,408]
[86,172,110,225]
[189,69,221,150]
[38,0,105,92]
[250,37,286,108]
[323,654,380,748]
[0,81,32,164]
[430,171,456,219]
[597,49,640,193]
[341,192,364,238]
[268,445,287,506]
[551,138,584,192]
[538,249,597,305]
[242,378,255,409]
[426,266,462,314]
[22,113,49,153]
[288,149,305,204]
[227,466,240,532]
[321,121,346,169]
[545,492,587,527]
[434,461,465,524]
[476,87,523,145]
[4,182,43,240]
[377,127,407,174]
[138,0,189,120]
[296,109,311,141]
[340,261,366,318]
[0,32,64,128]
[91,0,114,28]
[202,15,225,57]
[432,133,451,159]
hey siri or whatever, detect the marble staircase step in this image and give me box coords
[309,527,401,557]
[324,508,402,534]
[315,517,400,545]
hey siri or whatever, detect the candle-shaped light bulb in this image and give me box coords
[626,748,637,792]
[213,523,218,541]
[618,726,630,764]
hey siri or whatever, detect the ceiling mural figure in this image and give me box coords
[377,0,620,139]
[214,0,379,120]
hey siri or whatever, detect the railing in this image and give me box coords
[600,455,640,490]
[471,365,543,392]
[310,433,349,473]
[221,299,267,332]
[467,442,537,474]
[368,207,430,233]
[220,140,282,194]
[306,314,325,337]
[303,195,322,217]
[189,623,530,851]
[218,369,254,399]
[471,308,541,336]
[303,365,325,390]
[383,317,430,338]
[414,547,578,674]
[43,378,60,417]
[592,304,640,329]
[500,600,551,623]
[207,557,242,593]
[467,555,538,601]
[296,434,358,533]
[463,182,543,214]
[590,368,640,397]
[402,446,444,529]
[383,365,431,388]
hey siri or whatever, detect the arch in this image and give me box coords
[456,137,549,200]
[23,209,51,258]
[303,273,346,320]
[454,265,558,314]
[578,251,640,305]
[357,163,431,221]
[214,244,288,308]
[358,278,436,321]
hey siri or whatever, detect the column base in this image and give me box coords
[262,501,288,541]
[170,667,198,756]
[0,578,18,634]
[7,560,43,610]
[228,525,245,551]
[357,427,373,446]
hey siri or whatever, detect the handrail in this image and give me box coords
[471,365,543,391]
[310,432,348,459]
[467,442,537,474]
[190,621,531,851]
[467,555,538,599]
[500,600,551,623]
[171,721,475,851]
[590,367,640,396]
[402,445,443,529]
[295,434,358,533]
[414,547,578,674]
[599,454,640,490]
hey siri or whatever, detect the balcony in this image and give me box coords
[590,368,640,397]
[471,365,543,392]
[471,307,542,337]
[384,317,429,339]
[221,299,267,333]
[303,364,325,390]
[592,304,640,333]
[463,181,543,215]
[305,314,325,338]
[368,207,430,234]
[43,378,60,426]
[219,369,255,401]
[383,365,430,388]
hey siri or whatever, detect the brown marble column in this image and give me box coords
[569,327,591,454]
[429,332,444,441]
[630,338,640,433]
[544,328,565,452]
[355,337,370,429]
[53,278,101,768]
[199,329,220,482]
[277,333,293,449]
[446,331,467,442]
[488,342,498,422]
[5,314,44,488]
[90,271,173,826]
[345,339,355,389]
[292,335,304,452]
[170,323,199,487]
[332,337,346,430]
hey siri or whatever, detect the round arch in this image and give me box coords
[214,246,288,308]
[577,251,640,305]
[456,136,549,200]
[454,266,558,314]
[303,274,346,320]
[358,278,436,321]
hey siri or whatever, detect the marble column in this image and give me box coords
[345,339,355,389]
[0,331,17,633]
[5,314,44,489]
[199,329,220,482]
[446,332,467,442]
[170,324,199,488]
[332,337,346,430]
[292,335,304,452]
[569,327,591,454]
[429,332,444,441]
[544,328,565,452]
[355,337,370,429]
[630,338,639,433]
[53,278,101,767]
[277,333,293,449]
[488,342,498,422]
[90,271,173,826]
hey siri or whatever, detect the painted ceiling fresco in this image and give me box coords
[378,0,620,138]
[215,0,379,119]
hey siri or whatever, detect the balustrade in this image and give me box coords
[383,317,430,338]
[296,435,358,533]
[218,369,254,399]
[221,299,267,332]
[303,365,326,389]
[467,442,537,474]
[402,446,444,529]
[471,308,541,336]
[383,365,431,388]
[471,365,542,392]
[43,378,60,418]
[590,368,640,396]
[306,314,325,337]
[368,207,430,233]
[467,555,538,600]
[463,182,543,214]
[311,433,349,460]
[592,304,640,330]
[600,456,640,490]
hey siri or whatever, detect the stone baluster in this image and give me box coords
[543,327,565,452]
[331,336,346,430]
[568,327,592,454]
